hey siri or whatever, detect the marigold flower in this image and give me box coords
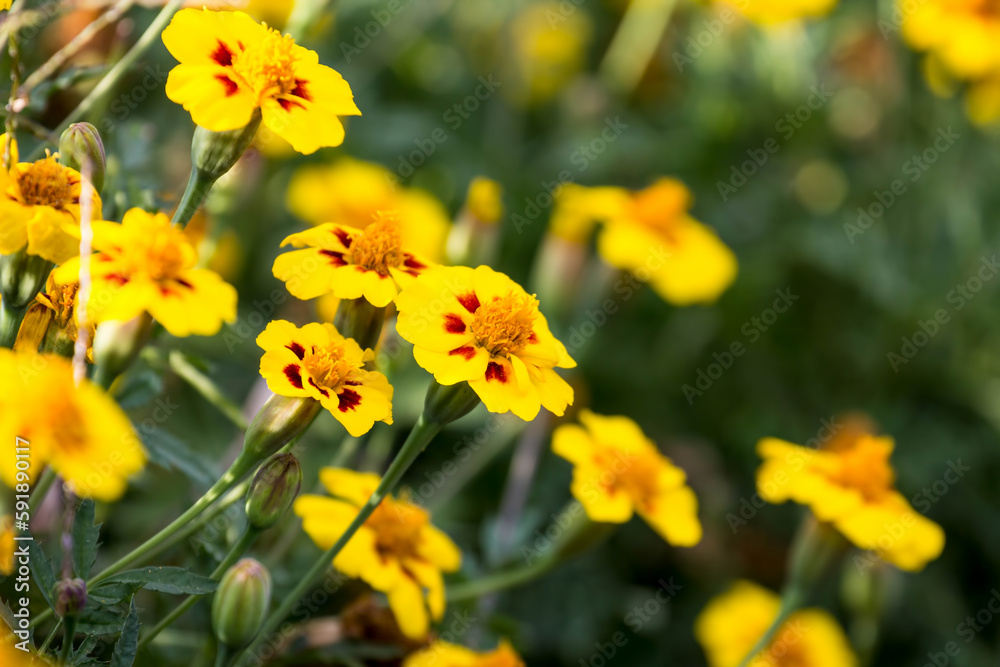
[902,0,1000,81]
[0,515,13,576]
[52,208,237,337]
[256,320,393,436]
[730,0,838,25]
[2,623,50,665]
[395,265,575,421]
[756,432,945,572]
[463,177,503,225]
[0,151,99,265]
[549,184,630,245]
[161,8,360,154]
[509,2,590,104]
[695,580,856,667]
[404,639,524,667]
[293,468,461,639]
[0,350,145,501]
[552,411,702,547]
[272,212,431,307]
[286,158,451,260]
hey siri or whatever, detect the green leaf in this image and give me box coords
[76,605,128,636]
[28,540,57,609]
[71,635,100,665]
[87,582,142,606]
[110,599,140,667]
[140,427,217,487]
[72,498,102,579]
[103,567,219,595]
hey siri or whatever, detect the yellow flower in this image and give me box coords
[0,152,99,264]
[53,208,238,338]
[695,580,857,667]
[395,265,575,421]
[550,184,631,245]
[2,622,52,665]
[0,350,146,501]
[404,639,524,667]
[509,2,590,104]
[552,410,702,547]
[14,273,95,359]
[256,320,393,436]
[463,177,503,225]
[286,158,451,261]
[592,178,737,306]
[272,212,431,307]
[162,8,360,154]
[0,515,13,576]
[756,431,945,572]
[902,0,1000,81]
[729,0,838,25]
[294,468,461,639]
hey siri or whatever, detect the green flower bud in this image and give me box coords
[92,313,154,387]
[423,380,481,425]
[0,247,53,309]
[243,394,322,463]
[332,298,386,351]
[191,112,261,183]
[58,122,106,193]
[54,578,87,618]
[246,453,302,530]
[212,558,271,648]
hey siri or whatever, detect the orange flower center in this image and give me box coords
[470,291,538,357]
[830,436,895,502]
[594,446,660,509]
[17,158,74,208]
[232,28,298,98]
[365,496,428,562]
[121,227,191,282]
[303,342,355,389]
[49,394,88,453]
[349,213,403,275]
[630,179,690,238]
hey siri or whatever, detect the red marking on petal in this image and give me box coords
[319,249,347,267]
[291,78,310,101]
[528,331,538,343]
[215,74,239,96]
[174,277,194,290]
[444,314,466,334]
[332,228,353,248]
[457,292,480,314]
[338,388,362,412]
[308,377,330,397]
[403,254,426,270]
[211,41,233,66]
[449,346,476,360]
[278,97,306,112]
[284,365,304,389]
[286,342,305,360]
[485,362,507,383]
[105,273,128,286]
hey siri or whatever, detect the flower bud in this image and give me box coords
[212,558,271,648]
[245,453,302,530]
[92,313,153,387]
[191,112,261,183]
[0,248,53,309]
[243,394,322,463]
[54,578,87,618]
[59,122,106,193]
[423,380,481,425]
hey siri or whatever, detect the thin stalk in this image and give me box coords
[168,350,249,430]
[139,528,261,648]
[58,616,77,663]
[214,645,231,667]
[28,467,57,515]
[171,168,213,228]
[229,415,444,667]
[446,558,557,602]
[37,618,61,654]
[598,0,678,95]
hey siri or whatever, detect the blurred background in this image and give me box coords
[6,0,999,664]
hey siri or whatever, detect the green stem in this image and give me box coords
[735,588,806,667]
[598,0,678,95]
[214,644,231,667]
[0,298,28,349]
[229,415,444,667]
[168,350,249,430]
[139,528,261,648]
[171,168,215,228]
[58,615,77,663]
[28,467,57,516]
[38,618,61,654]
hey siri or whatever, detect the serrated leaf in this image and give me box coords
[28,541,57,609]
[103,567,219,595]
[87,582,142,606]
[110,599,140,667]
[72,499,102,579]
[76,605,127,636]
[140,428,217,487]
[71,635,100,665]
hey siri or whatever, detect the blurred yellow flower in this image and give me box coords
[728,0,838,25]
[273,212,431,307]
[553,410,702,547]
[286,158,451,260]
[463,177,503,225]
[0,350,145,501]
[566,178,737,305]
[0,151,99,265]
[2,622,51,665]
[902,0,1000,81]
[756,432,945,572]
[509,2,591,104]
[695,580,857,667]
[294,468,461,639]
[395,265,575,421]
[162,9,360,154]
[256,320,393,436]
[53,208,237,338]
[404,639,524,667]
[0,515,13,575]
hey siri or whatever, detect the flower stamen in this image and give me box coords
[231,27,298,101]
[17,157,75,208]
[303,342,354,390]
[470,291,538,357]
[349,213,403,275]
